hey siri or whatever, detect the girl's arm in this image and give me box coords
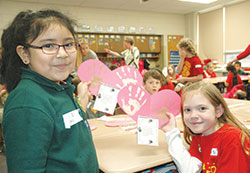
[177,74,203,84]
[161,113,202,173]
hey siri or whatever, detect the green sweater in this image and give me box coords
[3,68,99,173]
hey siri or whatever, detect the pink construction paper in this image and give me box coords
[77,59,143,96]
[117,84,151,122]
[150,90,181,127]
[108,66,143,90]
[78,59,111,95]
[117,84,181,128]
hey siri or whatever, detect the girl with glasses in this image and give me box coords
[0,9,99,172]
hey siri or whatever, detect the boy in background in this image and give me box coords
[143,69,174,95]
[234,61,247,75]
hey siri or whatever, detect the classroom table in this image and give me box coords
[202,75,249,84]
[202,75,249,93]
[88,99,250,173]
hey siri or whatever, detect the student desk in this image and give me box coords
[202,75,249,84]
[88,115,184,173]
[202,75,249,93]
[88,99,249,173]
[225,98,250,122]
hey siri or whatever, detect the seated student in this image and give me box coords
[143,69,162,95]
[203,62,216,78]
[161,81,250,173]
[143,69,175,95]
[223,65,245,99]
[174,38,203,93]
[155,68,175,91]
[234,61,247,75]
[166,64,179,80]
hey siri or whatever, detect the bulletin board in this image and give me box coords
[167,35,184,66]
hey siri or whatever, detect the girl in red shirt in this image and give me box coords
[224,65,243,93]
[166,64,179,80]
[161,81,250,173]
[174,38,203,93]
[203,62,216,78]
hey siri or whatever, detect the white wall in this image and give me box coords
[0,0,186,68]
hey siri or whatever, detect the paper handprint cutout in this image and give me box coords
[117,84,151,122]
[78,59,111,95]
[77,59,143,95]
[117,84,181,127]
[110,66,143,89]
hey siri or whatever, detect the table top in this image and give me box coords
[89,98,250,173]
[202,75,249,84]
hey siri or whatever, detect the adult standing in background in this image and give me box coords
[227,44,250,66]
[105,36,140,69]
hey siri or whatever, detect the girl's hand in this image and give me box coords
[161,112,177,133]
[77,81,92,112]
[179,49,186,60]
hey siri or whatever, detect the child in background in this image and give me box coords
[155,68,175,91]
[175,38,203,92]
[143,69,162,95]
[1,10,98,172]
[203,62,216,78]
[166,64,179,80]
[143,69,175,95]
[234,61,247,75]
[161,81,250,173]
[224,65,243,93]
[223,65,245,99]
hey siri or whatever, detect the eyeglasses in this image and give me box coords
[25,42,79,55]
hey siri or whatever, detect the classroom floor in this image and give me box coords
[0,152,7,173]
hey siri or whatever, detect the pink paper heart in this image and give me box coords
[78,60,143,96]
[78,59,111,95]
[117,84,181,127]
[117,84,151,122]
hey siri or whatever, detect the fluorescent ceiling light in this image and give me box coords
[179,0,217,4]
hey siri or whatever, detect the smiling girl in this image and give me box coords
[1,10,98,172]
[162,81,250,173]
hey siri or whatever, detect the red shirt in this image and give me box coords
[237,44,250,60]
[181,56,203,77]
[226,73,243,93]
[203,70,217,78]
[189,124,250,173]
[167,74,179,80]
[159,80,175,91]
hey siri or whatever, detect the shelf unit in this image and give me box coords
[75,32,162,64]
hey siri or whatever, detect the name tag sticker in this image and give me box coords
[63,109,83,129]
[137,116,159,146]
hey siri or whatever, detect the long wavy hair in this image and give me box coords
[0,9,77,93]
[181,81,250,155]
[177,38,198,57]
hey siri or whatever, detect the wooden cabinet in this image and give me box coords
[76,32,162,63]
